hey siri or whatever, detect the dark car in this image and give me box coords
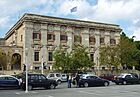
[0,75,20,88]
[99,74,115,81]
[78,74,110,87]
[20,73,58,90]
[114,73,140,85]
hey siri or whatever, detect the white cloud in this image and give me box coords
[55,0,140,40]
[0,0,140,40]
[129,19,140,41]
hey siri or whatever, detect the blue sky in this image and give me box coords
[0,0,140,40]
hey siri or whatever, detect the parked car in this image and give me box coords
[61,73,67,82]
[0,75,20,88]
[99,74,115,81]
[46,73,67,84]
[20,73,58,90]
[46,73,62,84]
[78,74,110,87]
[113,73,140,85]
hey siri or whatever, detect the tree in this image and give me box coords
[53,44,95,73]
[99,45,121,70]
[120,32,140,69]
[70,44,94,72]
[53,48,72,72]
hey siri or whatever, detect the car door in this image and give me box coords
[125,75,137,84]
[88,76,100,86]
[6,77,19,87]
[85,76,94,86]
[92,76,103,86]
[38,75,47,87]
[0,77,6,87]
[130,75,139,84]
[30,75,40,87]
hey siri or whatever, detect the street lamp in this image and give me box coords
[25,48,28,93]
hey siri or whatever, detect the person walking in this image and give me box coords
[75,73,80,87]
[67,73,72,88]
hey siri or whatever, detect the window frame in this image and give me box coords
[34,51,39,61]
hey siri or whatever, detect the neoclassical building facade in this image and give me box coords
[1,13,122,72]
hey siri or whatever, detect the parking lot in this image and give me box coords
[0,82,140,97]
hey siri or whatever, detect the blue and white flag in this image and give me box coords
[70,6,77,13]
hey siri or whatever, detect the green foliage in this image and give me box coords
[53,48,72,72]
[53,44,95,73]
[70,45,94,71]
[100,45,121,69]
[120,33,140,67]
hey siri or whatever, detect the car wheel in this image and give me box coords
[123,81,127,85]
[50,84,56,89]
[84,82,89,87]
[57,80,61,85]
[28,85,33,90]
[104,82,109,86]
[115,82,119,85]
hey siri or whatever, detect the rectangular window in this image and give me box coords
[34,52,39,61]
[47,34,55,41]
[21,35,23,42]
[89,36,96,45]
[74,35,81,43]
[100,37,104,44]
[110,39,116,45]
[33,33,41,40]
[60,35,67,41]
[48,52,53,61]
[90,54,94,61]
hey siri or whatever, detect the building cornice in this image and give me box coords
[4,13,122,39]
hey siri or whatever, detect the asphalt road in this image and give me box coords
[0,82,140,97]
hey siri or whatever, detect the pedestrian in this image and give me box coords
[75,73,80,87]
[67,73,72,88]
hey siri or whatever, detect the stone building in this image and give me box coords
[1,13,122,73]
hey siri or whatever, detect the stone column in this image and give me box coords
[105,30,110,45]
[23,21,33,70]
[82,28,89,47]
[67,26,73,53]
[40,23,48,65]
[94,29,100,71]
[115,32,120,44]
[54,25,60,47]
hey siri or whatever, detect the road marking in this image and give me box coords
[15,92,20,95]
[48,95,54,97]
[79,91,95,95]
[31,91,38,93]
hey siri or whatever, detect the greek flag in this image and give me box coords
[70,6,77,12]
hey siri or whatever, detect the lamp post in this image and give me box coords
[96,56,100,76]
[41,45,46,74]
[25,48,28,93]
[41,55,44,74]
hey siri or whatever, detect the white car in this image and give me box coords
[46,73,68,84]
[46,73,62,84]
[61,74,67,82]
